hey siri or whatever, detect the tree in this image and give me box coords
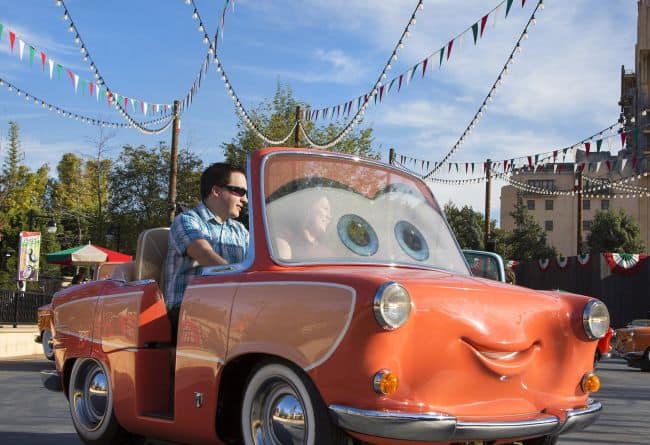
[587,209,645,253]
[444,202,484,250]
[504,196,556,261]
[222,83,378,166]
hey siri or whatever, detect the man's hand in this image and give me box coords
[186,239,229,266]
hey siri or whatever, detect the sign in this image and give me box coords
[17,231,41,281]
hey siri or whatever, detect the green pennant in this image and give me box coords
[81,79,86,95]
[471,163,475,174]
[0,23,4,41]
[29,46,35,66]
[439,47,445,66]
[534,154,539,164]
[388,78,395,93]
[56,64,62,80]
[455,163,459,173]
[596,139,602,152]
[506,0,514,17]
[471,23,479,44]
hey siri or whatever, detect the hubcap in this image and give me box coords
[42,331,53,357]
[72,360,109,432]
[250,378,306,444]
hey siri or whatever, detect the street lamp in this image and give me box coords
[28,209,57,234]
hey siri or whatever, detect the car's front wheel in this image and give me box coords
[241,361,347,445]
[41,329,54,361]
[641,348,650,372]
[68,358,140,445]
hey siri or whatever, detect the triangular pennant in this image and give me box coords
[48,59,54,79]
[447,40,454,60]
[73,74,79,93]
[379,86,384,102]
[506,0,514,17]
[527,156,532,167]
[56,64,62,80]
[480,14,489,37]
[596,138,603,152]
[553,164,558,174]
[387,78,396,94]
[606,160,612,171]
[585,142,590,157]
[18,39,25,60]
[0,24,3,41]
[439,47,445,66]
[398,74,403,92]
[406,65,417,85]
[522,0,527,7]
[471,163,475,174]
[80,79,86,95]
[621,158,628,171]
[493,4,503,26]
[471,23,479,44]
[40,51,46,71]
[421,58,428,77]
[595,161,601,173]
[347,100,353,116]
[612,159,618,171]
[552,150,557,162]
[9,31,15,52]
[632,155,638,169]
[89,82,94,97]
[449,163,452,173]
[29,46,35,66]
[620,131,627,148]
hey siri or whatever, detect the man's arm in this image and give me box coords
[186,239,229,266]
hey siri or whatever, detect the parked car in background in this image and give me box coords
[463,249,506,282]
[43,148,608,445]
[615,319,650,371]
[595,327,614,363]
[34,303,54,360]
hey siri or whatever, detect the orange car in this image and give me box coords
[43,148,608,445]
[615,319,650,371]
[34,303,54,361]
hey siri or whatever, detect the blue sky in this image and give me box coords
[0,0,637,225]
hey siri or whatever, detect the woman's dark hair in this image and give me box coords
[200,163,246,201]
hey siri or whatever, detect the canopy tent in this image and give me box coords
[46,243,132,266]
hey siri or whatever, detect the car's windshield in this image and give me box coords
[263,153,469,275]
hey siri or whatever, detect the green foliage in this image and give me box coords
[504,197,556,261]
[222,83,378,166]
[444,202,485,250]
[587,209,645,253]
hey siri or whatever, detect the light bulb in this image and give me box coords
[68,23,74,32]
[192,10,198,19]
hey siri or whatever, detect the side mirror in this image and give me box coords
[463,250,506,283]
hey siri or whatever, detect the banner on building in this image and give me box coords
[17,231,41,281]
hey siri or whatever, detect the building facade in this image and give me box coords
[500,0,650,256]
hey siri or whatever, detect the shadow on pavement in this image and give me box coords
[0,432,82,444]
[0,359,55,373]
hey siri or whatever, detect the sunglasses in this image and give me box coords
[223,184,248,197]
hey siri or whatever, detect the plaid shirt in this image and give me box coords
[164,202,249,310]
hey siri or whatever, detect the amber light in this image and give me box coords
[373,369,399,395]
[581,373,601,394]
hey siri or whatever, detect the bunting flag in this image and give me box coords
[603,252,648,275]
[620,131,627,148]
[305,0,532,121]
[538,258,551,271]
[0,22,171,115]
[576,253,591,268]
[585,142,590,157]
[556,256,569,269]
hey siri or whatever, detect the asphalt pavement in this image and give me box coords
[0,355,647,445]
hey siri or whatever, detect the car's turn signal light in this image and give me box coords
[373,369,399,395]
[581,372,600,394]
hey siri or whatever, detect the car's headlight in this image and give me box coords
[583,300,610,340]
[373,282,412,330]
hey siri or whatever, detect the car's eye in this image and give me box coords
[337,214,378,256]
[394,221,429,261]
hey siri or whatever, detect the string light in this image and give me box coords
[423,1,550,179]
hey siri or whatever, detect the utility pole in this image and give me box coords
[294,106,301,147]
[388,147,395,165]
[576,170,583,254]
[484,158,492,250]
[168,100,181,225]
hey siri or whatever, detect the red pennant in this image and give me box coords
[606,160,612,171]
[124,97,129,108]
[527,155,532,167]
[347,100,353,116]
[553,150,557,162]
[465,163,469,173]
[504,160,508,171]
[421,58,428,77]
[379,86,384,102]
[522,0,527,6]
[632,155,638,169]
[447,40,454,60]
[337,104,341,117]
[448,163,452,173]
[398,74,403,92]
[40,52,46,71]
[579,162,586,172]
[585,142,591,157]
[480,15,489,37]
[620,131,627,148]
[67,69,74,86]
[9,31,16,52]
[89,82,94,96]
[483,161,488,172]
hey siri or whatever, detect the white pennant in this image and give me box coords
[493,4,503,27]
[18,40,25,60]
[48,59,54,79]
[458,32,465,54]
[131,98,136,112]
[574,163,579,173]
[596,161,601,173]
[143,102,148,115]
[95,83,100,101]
[621,158,628,171]
[607,136,613,149]
[73,74,79,93]
[553,164,558,174]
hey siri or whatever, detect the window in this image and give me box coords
[601,199,610,210]
[545,220,554,231]
[583,199,591,210]
[527,200,535,210]
[545,200,554,210]
[583,220,592,231]
[527,179,556,190]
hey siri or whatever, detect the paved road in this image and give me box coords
[0,356,648,444]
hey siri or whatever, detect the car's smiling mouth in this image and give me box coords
[461,338,540,377]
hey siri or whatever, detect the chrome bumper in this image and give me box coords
[329,401,602,442]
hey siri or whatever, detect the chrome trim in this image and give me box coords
[582,300,609,340]
[259,150,470,275]
[201,156,255,276]
[329,401,602,441]
[40,369,62,392]
[373,282,411,330]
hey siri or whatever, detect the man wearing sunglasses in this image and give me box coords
[164,162,249,337]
